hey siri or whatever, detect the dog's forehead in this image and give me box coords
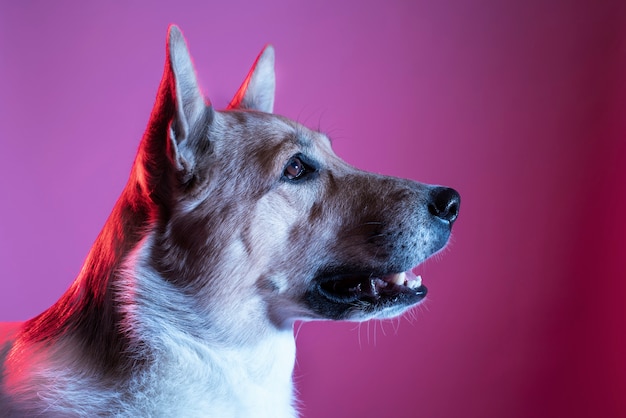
[217,110,332,153]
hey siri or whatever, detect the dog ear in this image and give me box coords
[165,25,208,171]
[135,25,209,202]
[227,45,276,113]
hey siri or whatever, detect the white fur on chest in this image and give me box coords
[2,248,299,417]
[116,247,299,417]
[3,323,297,417]
[129,331,297,417]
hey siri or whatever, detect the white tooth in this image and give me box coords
[414,275,422,288]
[408,275,422,289]
[394,272,406,285]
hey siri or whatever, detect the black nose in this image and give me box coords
[428,187,460,224]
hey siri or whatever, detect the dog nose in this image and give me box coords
[428,187,460,224]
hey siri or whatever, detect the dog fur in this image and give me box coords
[0,26,460,417]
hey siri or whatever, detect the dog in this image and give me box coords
[0,25,459,417]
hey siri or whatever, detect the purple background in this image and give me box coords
[1,1,625,417]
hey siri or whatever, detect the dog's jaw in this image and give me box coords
[305,266,428,321]
[318,269,425,303]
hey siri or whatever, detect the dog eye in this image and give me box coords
[284,156,306,180]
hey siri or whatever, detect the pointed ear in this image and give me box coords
[228,45,276,113]
[135,25,209,200]
[166,25,207,150]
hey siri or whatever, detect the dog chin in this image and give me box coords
[305,267,427,321]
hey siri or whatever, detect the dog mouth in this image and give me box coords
[319,270,425,301]
[308,268,427,319]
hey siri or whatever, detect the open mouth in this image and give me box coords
[308,267,428,319]
[319,270,426,303]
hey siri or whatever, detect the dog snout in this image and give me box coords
[428,187,460,225]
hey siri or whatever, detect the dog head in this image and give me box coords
[132,26,459,331]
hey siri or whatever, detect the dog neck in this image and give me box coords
[17,182,150,368]
[105,235,298,415]
[11,185,298,415]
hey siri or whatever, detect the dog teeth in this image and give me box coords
[382,271,422,289]
[407,275,422,289]
[389,272,406,286]
[382,271,423,288]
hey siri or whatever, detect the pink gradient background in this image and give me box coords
[1,1,625,417]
